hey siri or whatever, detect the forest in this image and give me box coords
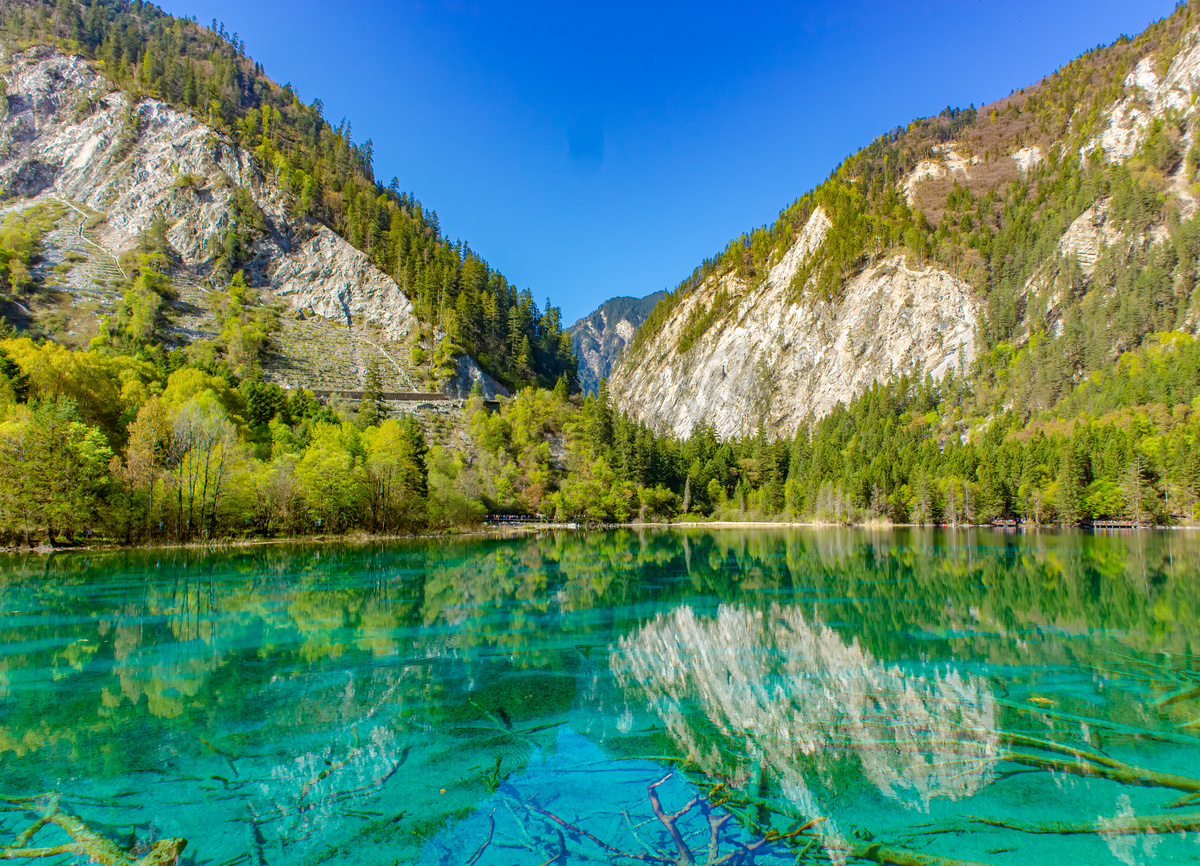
[3,313,1200,546]
[0,1,1199,545]
[0,0,576,393]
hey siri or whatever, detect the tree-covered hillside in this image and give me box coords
[0,0,576,392]
[1,2,1199,547]
[627,3,1196,378]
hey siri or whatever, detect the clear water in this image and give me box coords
[1,528,1199,865]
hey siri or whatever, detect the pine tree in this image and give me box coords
[362,358,385,427]
[1056,447,1086,525]
[1122,454,1150,525]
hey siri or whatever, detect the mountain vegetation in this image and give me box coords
[570,291,665,395]
[628,8,1196,362]
[0,0,576,393]
[1,1,1199,545]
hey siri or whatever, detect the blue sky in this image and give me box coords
[159,0,1176,323]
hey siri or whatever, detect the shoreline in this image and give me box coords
[1,519,1190,556]
[0,525,547,556]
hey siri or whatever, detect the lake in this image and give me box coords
[1,528,1198,865]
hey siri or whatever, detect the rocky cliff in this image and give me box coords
[0,45,506,397]
[611,208,977,440]
[569,291,664,395]
[610,12,1200,439]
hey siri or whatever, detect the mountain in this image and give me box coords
[569,291,664,394]
[0,0,576,397]
[5,1,1200,539]
[609,6,1200,440]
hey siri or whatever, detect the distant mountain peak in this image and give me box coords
[569,291,665,395]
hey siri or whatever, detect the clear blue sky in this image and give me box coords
[159,0,1175,324]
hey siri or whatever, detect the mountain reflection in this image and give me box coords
[2,531,1200,865]
[612,604,998,848]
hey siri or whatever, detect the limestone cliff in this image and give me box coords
[611,208,977,440]
[0,45,506,397]
[610,15,1200,439]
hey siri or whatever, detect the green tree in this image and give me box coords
[124,395,172,539]
[364,417,428,531]
[361,358,386,427]
[295,421,366,531]
[0,397,112,545]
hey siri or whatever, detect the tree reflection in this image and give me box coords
[0,530,1198,864]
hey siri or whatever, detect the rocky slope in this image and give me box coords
[0,45,505,397]
[569,291,664,395]
[610,10,1200,439]
[613,208,977,440]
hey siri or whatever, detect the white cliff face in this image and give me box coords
[610,27,1200,441]
[902,147,980,207]
[609,207,978,440]
[1087,36,1200,162]
[270,227,416,341]
[0,46,509,394]
[1011,145,1044,174]
[0,47,285,262]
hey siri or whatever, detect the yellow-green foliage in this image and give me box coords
[0,397,113,541]
[294,421,366,531]
[467,388,571,513]
[0,202,63,295]
[0,337,157,443]
[160,367,245,423]
[209,270,276,376]
[108,271,167,345]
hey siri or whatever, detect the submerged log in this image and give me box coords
[833,843,995,866]
[0,793,186,866]
[1002,750,1200,793]
[1155,684,1200,708]
[995,698,1199,746]
[463,812,495,866]
[970,811,1200,835]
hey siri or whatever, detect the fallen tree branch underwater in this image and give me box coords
[968,811,1200,835]
[0,793,185,866]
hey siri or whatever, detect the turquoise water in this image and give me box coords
[1,528,1199,865]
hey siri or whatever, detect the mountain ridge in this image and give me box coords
[609,4,1200,440]
[0,0,576,395]
[569,290,664,395]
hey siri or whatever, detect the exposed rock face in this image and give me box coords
[1086,36,1200,163]
[610,23,1200,441]
[270,227,416,341]
[1011,146,1044,174]
[569,291,664,394]
[1057,203,1121,274]
[0,45,505,396]
[0,47,285,264]
[609,207,978,441]
[902,146,979,207]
